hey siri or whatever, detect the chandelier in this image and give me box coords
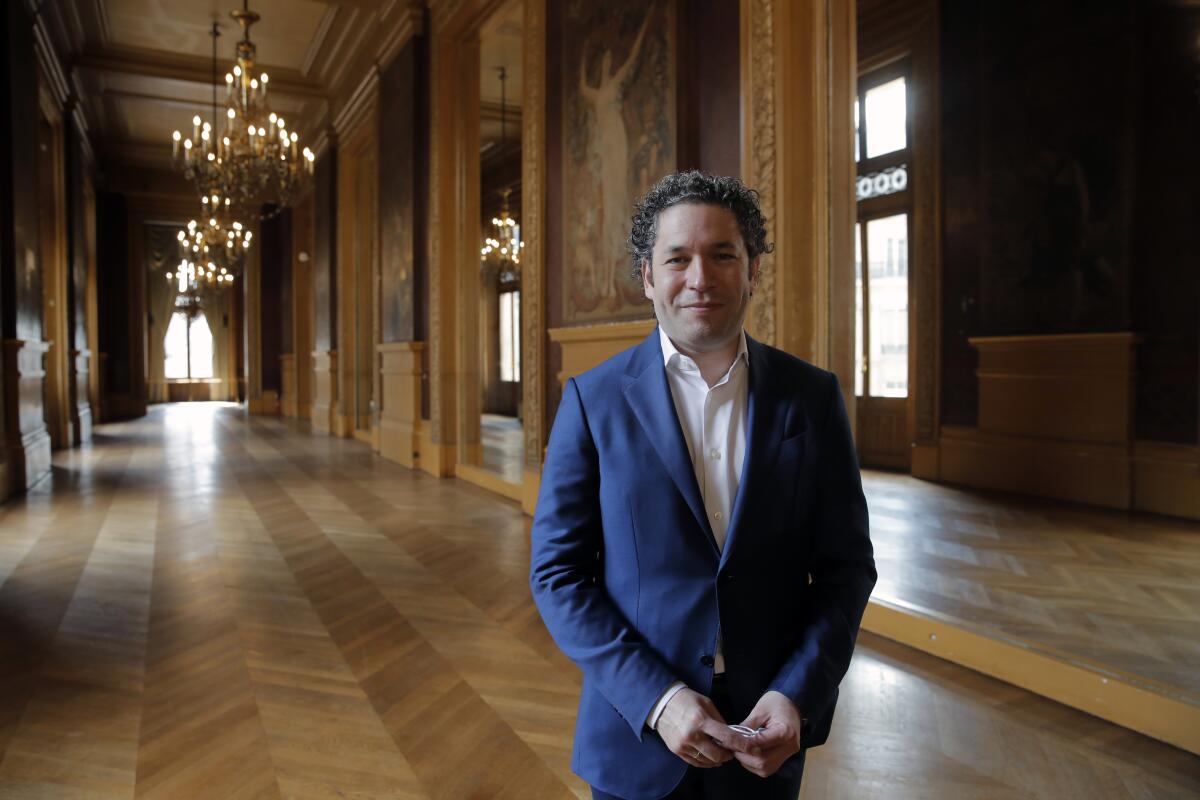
[175,211,249,286]
[480,67,523,284]
[481,188,523,284]
[171,4,313,218]
[165,233,237,317]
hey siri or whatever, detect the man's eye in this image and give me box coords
[665,257,687,265]
[716,252,737,260]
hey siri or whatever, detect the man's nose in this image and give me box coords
[685,256,716,290]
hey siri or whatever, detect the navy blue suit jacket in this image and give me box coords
[530,330,876,800]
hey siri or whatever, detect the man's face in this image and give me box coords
[642,202,759,356]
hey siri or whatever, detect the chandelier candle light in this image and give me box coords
[172,2,314,217]
[174,213,250,285]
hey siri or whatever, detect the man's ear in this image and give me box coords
[749,256,761,295]
[641,258,654,299]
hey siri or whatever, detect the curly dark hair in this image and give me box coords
[627,170,773,280]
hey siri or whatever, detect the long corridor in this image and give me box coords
[0,404,1195,799]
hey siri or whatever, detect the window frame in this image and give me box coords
[856,59,913,399]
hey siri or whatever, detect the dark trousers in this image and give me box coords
[591,676,804,800]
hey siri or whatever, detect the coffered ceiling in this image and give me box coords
[37,0,422,170]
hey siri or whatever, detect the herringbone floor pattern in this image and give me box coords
[0,404,1194,799]
[863,471,1200,697]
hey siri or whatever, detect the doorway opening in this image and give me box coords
[854,63,912,470]
[474,0,525,488]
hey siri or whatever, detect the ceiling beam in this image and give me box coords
[74,46,329,99]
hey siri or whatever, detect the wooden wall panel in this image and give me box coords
[378,39,419,345]
[312,151,337,353]
[291,192,314,420]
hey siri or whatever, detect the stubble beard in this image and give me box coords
[659,288,751,355]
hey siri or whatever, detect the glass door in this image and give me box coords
[854,64,912,469]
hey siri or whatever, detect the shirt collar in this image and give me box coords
[659,327,749,373]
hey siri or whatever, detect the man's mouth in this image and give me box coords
[683,303,723,313]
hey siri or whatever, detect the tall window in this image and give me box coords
[498,290,520,383]
[164,310,214,380]
[854,66,911,399]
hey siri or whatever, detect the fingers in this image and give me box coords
[689,738,733,767]
[657,690,734,768]
[733,736,801,778]
[749,722,795,749]
[734,749,770,777]
[734,743,791,778]
[698,718,755,755]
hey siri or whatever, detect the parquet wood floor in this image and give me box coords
[862,471,1200,699]
[0,403,1195,799]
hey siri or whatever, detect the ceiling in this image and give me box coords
[478,0,522,152]
[38,0,422,170]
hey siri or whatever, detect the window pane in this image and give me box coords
[864,77,906,158]
[510,290,520,381]
[866,214,908,397]
[854,223,864,397]
[189,312,214,380]
[164,312,189,379]
[499,292,514,382]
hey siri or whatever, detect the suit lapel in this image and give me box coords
[622,332,719,555]
[721,336,787,568]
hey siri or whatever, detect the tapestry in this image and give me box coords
[562,0,674,323]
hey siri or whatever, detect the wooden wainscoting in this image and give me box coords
[1133,441,1200,520]
[378,342,423,469]
[939,425,1132,510]
[3,339,53,491]
[165,380,224,403]
[856,396,910,470]
[311,350,337,434]
[973,332,1139,444]
[70,348,93,444]
[280,354,297,418]
[547,319,655,387]
[938,333,1143,510]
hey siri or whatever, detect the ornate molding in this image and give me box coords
[332,66,381,140]
[522,0,546,472]
[743,0,777,347]
[301,6,339,77]
[32,10,71,112]
[427,35,446,444]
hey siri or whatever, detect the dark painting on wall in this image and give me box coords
[379,42,418,343]
[561,0,674,324]
[313,152,336,351]
[970,2,1133,335]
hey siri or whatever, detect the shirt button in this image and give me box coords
[700,655,715,667]
[710,449,720,460]
[714,511,723,521]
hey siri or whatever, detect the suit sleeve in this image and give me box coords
[768,372,877,736]
[529,378,678,741]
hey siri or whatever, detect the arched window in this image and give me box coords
[164,311,214,380]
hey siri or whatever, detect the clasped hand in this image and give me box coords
[656,688,802,778]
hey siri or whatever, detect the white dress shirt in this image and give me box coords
[647,327,750,729]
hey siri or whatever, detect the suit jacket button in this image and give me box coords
[700,655,715,667]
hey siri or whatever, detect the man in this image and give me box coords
[530,171,876,799]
